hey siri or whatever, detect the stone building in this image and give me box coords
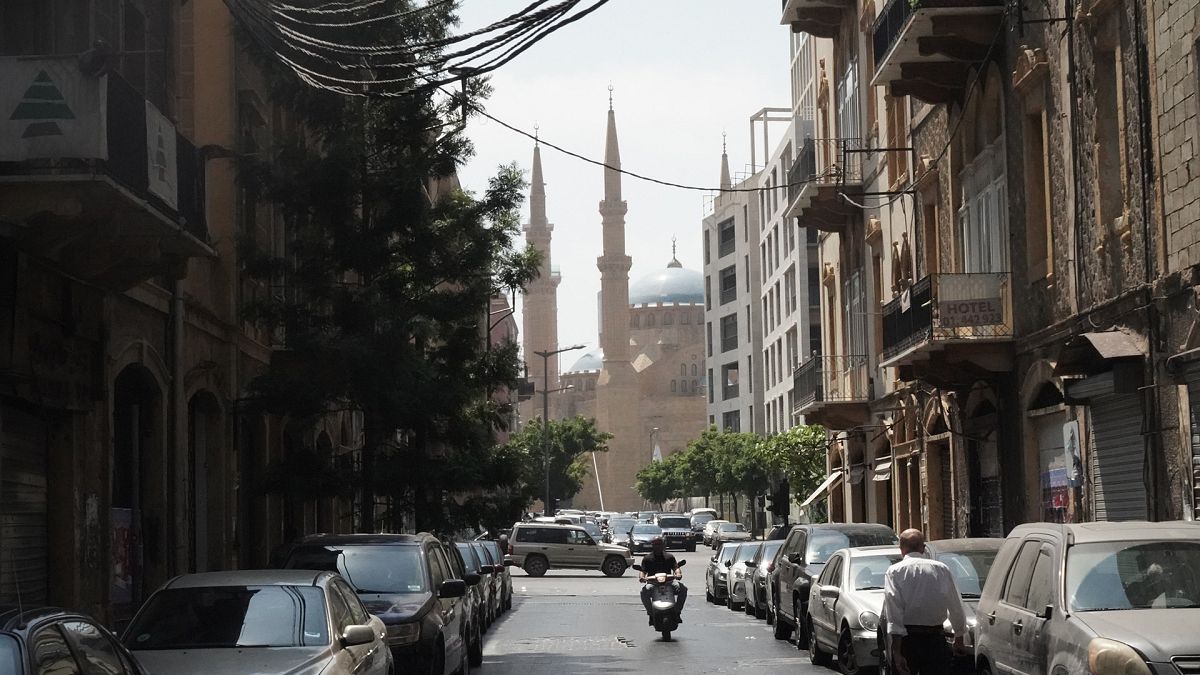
[523,104,707,512]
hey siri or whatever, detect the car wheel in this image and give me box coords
[794,597,810,649]
[809,618,833,667]
[706,588,714,603]
[523,555,549,577]
[744,596,754,615]
[601,555,627,577]
[839,626,860,675]
[468,621,483,667]
[772,593,792,640]
[755,597,767,620]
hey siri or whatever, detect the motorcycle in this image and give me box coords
[633,559,687,641]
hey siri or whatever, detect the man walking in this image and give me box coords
[639,537,687,625]
[883,529,968,675]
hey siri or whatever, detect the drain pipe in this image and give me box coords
[169,268,189,575]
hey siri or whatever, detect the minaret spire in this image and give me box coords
[719,131,732,192]
[530,136,546,226]
[522,139,561,402]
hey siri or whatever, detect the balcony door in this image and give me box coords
[958,140,1008,274]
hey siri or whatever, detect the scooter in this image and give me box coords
[633,559,687,641]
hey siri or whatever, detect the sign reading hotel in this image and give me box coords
[939,297,1003,327]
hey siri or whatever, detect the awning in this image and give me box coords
[872,460,892,482]
[1053,330,1146,377]
[848,466,866,485]
[800,470,843,507]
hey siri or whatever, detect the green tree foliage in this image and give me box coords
[635,454,685,506]
[234,5,540,533]
[498,416,612,514]
[642,427,770,515]
[756,424,828,507]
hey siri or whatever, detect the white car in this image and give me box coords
[726,541,764,610]
[711,522,753,548]
[123,570,392,675]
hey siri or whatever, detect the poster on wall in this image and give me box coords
[1062,420,1084,488]
[110,507,134,606]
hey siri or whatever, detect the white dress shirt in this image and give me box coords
[883,551,968,637]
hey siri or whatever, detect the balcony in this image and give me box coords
[785,137,865,233]
[0,57,211,290]
[871,0,1005,104]
[793,355,871,429]
[780,0,853,39]
[881,272,1014,375]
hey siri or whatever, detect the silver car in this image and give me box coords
[711,521,753,549]
[807,545,902,674]
[727,541,763,610]
[123,570,392,675]
[706,542,743,603]
[747,539,785,621]
[975,521,1200,675]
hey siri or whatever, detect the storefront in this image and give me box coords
[0,400,49,605]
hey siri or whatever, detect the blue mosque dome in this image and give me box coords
[628,256,704,306]
[565,347,604,374]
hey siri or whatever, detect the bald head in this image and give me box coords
[899,528,926,555]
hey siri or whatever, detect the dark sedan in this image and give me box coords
[2,607,149,674]
[627,523,663,553]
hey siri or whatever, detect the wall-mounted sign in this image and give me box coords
[939,297,1003,327]
[1062,420,1084,488]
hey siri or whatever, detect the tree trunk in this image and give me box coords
[731,494,739,524]
[359,420,385,533]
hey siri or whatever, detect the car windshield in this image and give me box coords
[691,514,715,527]
[1067,540,1200,611]
[125,586,329,650]
[706,521,728,530]
[632,524,662,535]
[718,545,740,562]
[759,541,783,565]
[807,530,896,564]
[286,545,427,594]
[935,548,1000,597]
[851,554,902,590]
[610,519,635,532]
[735,544,762,564]
[582,523,603,537]
[719,523,745,532]
[0,635,17,673]
[658,517,691,529]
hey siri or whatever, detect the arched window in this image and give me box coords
[671,380,677,393]
[680,364,687,376]
[691,364,698,376]
[681,311,690,324]
[664,311,674,325]
[691,380,698,393]
[631,314,640,328]
[647,314,656,327]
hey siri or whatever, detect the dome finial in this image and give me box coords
[534,121,539,145]
[608,83,614,111]
[667,236,682,268]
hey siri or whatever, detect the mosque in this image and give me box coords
[520,100,708,512]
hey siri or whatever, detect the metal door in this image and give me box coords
[1185,369,1200,520]
[1088,393,1146,521]
[0,402,48,605]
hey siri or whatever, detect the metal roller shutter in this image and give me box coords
[1088,393,1147,521]
[0,402,48,605]
[1185,371,1200,520]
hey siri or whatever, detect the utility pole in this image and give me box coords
[533,344,585,516]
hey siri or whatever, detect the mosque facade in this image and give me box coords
[520,104,707,512]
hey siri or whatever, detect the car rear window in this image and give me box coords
[286,544,428,593]
[125,586,329,650]
[632,524,662,535]
[691,514,715,527]
[719,523,745,532]
[658,517,691,529]
[806,530,897,564]
[735,544,762,563]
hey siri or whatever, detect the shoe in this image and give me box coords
[675,613,683,624]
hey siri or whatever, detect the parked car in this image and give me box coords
[283,533,471,675]
[747,539,785,621]
[690,507,719,518]
[580,521,604,541]
[728,541,763,611]
[628,523,664,554]
[508,522,633,577]
[477,538,514,611]
[470,541,507,620]
[691,512,717,544]
[807,545,902,674]
[706,542,743,604]
[607,517,637,544]
[711,522,753,549]
[773,522,898,645]
[1,607,149,675]
[451,542,487,665]
[765,523,792,540]
[702,519,730,547]
[655,514,697,552]
[877,537,1005,674]
[974,521,1200,675]
[122,570,393,675]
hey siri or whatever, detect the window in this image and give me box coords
[31,626,81,675]
[707,369,714,403]
[333,580,371,626]
[681,364,687,377]
[705,276,712,310]
[808,266,820,305]
[706,321,713,357]
[285,545,427,593]
[124,586,331,650]
[1093,19,1126,240]
[885,95,909,187]
[922,197,939,276]
[1003,541,1043,608]
[722,410,741,432]
[1025,548,1055,612]
[720,314,738,352]
[0,635,18,674]
[1025,109,1053,279]
[744,255,751,292]
[62,621,133,675]
[671,380,678,393]
[704,229,712,264]
[718,218,737,257]
[719,266,737,305]
[721,362,740,400]
[691,364,698,377]
[567,529,594,545]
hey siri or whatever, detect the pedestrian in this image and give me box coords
[882,528,968,675]
[638,537,687,625]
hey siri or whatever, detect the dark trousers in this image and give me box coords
[899,629,952,675]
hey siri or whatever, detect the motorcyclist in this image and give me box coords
[639,537,687,625]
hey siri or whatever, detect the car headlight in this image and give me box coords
[386,622,420,646]
[717,570,727,578]
[1088,638,1152,675]
[859,611,880,632]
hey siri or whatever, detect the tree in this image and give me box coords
[499,416,612,512]
[635,454,684,506]
[757,424,828,515]
[234,5,541,533]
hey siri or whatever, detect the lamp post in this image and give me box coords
[533,344,585,516]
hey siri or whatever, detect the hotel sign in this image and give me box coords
[939,297,1003,327]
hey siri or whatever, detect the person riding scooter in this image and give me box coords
[639,537,687,625]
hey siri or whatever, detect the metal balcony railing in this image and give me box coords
[787,137,865,206]
[872,0,1005,77]
[881,272,1013,364]
[793,355,871,412]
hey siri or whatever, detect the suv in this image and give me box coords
[655,514,697,552]
[284,533,473,675]
[509,523,633,577]
[771,523,897,645]
[975,521,1200,675]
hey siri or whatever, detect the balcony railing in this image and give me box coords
[793,355,871,412]
[872,0,1005,97]
[881,272,1013,365]
[873,0,915,75]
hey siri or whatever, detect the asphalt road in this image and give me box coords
[480,548,830,674]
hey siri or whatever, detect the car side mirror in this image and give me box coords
[438,579,467,599]
[724,560,733,567]
[820,586,840,600]
[788,553,802,564]
[341,624,376,647]
[1039,604,1053,620]
[480,565,496,574]
[463,572,482,586]
[502,559,516,567]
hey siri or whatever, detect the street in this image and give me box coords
[481,549,817,674]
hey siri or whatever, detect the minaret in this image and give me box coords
[522,137,561,400]
[719,132,732,192]
[592,89,642,510]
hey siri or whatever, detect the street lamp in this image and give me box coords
[532,344,586,516]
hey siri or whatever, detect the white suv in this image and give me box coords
[509,523,633,577]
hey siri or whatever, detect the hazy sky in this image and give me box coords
[454,1,789,361]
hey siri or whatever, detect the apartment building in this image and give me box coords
[782,0,1200,533]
